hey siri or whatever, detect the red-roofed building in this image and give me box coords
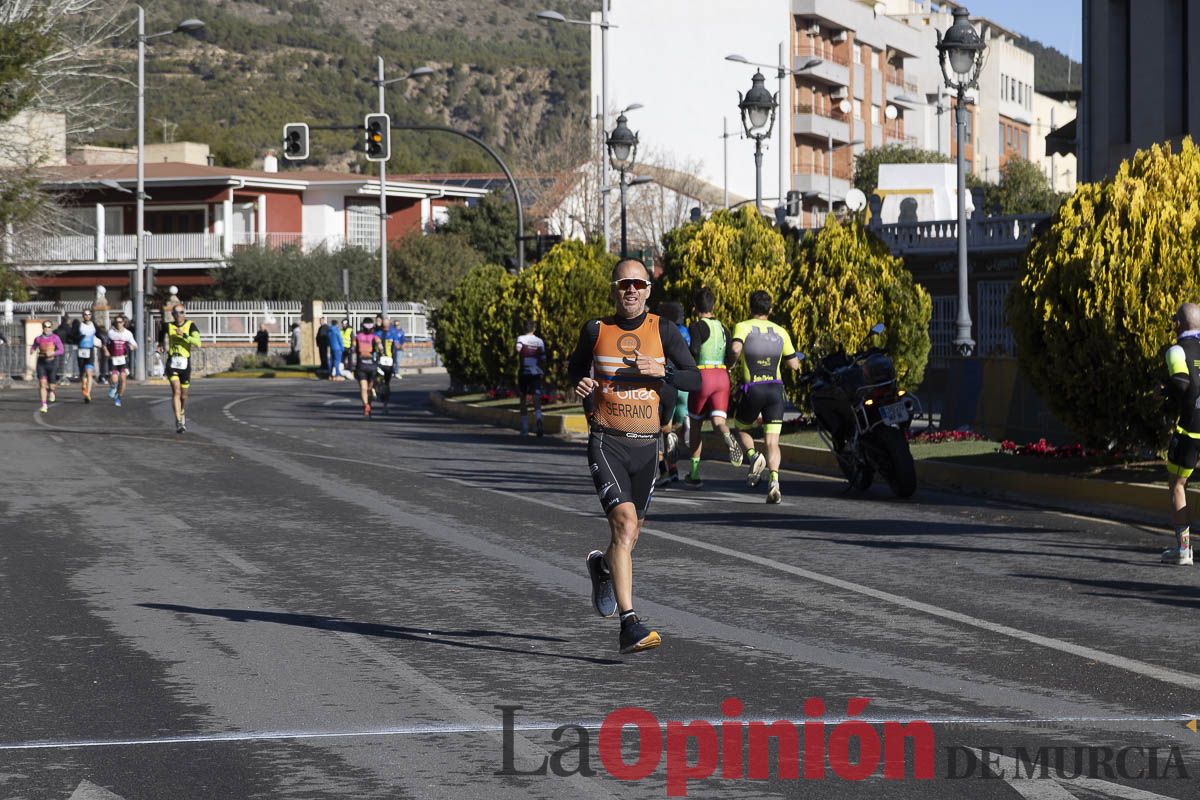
[13,161,488,302]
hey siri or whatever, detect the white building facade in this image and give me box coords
[592,0,1071,225]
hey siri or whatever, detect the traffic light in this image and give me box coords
[364,113,390,162]
[282,123,309,161]
[786,190,802,217]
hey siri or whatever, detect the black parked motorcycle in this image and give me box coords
[802,324,919,498]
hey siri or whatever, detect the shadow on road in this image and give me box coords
[1008,574,1200,608]
[139,603,622,666]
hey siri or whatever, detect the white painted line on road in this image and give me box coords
[50,434,64,443]
[322,398,353,406]
[117,487,140,501]
[159,514,188,532]
[1050,510,1123,527]
[638,524,1200,691]
[148,398,171,406]
[213,548,263,575]
[983,749,1178,800]
[68,779,127,800]
[3,715,1195,753]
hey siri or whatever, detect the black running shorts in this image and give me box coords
[35,359,58,383]
[518,372,542,397]
[735,381,786,429]
[355,360,377,383]
[588,430,658,518]
[1167,431,1200,478]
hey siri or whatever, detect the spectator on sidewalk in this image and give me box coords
[289,322,301,362]
[328,319,345,380]
[316,316,330,373]
[253,324,270,355]
[340,319,353,371]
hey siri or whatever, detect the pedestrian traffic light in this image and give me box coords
[282,123,309,161]
[364,113,390,162]
[786,190,802,217]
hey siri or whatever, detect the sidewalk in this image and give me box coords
[430,391,1182,526]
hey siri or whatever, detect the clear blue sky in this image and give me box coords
[961,0,1081,58]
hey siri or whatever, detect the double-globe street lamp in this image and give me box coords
[370,59,432,314]
[726,49,822,211]
[936,6,986,357]
[605,110,642,257]
[134,6,203,381]
[736,71,777,215]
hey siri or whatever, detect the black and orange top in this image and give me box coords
[568,311,701,441]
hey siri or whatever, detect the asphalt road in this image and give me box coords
[1,376,1198,800]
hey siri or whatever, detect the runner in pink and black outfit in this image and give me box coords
[30,320,64,413]
[103,314,137,407]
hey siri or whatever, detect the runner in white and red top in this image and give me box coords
[516,320,546,436]
[30,321,64,412]
[103,315,137,407]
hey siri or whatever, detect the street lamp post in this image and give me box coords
[606,113,639,257]
[537,3,613,250]
[371,59,432,315]
[737,71,777,215]
[134,6,203,381]
[937,6,986,357]
[726,52,822,211]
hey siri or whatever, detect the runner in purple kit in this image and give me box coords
[30,320,64,413]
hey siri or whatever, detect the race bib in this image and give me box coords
[111,355,126,366]
[77,348,91,359]
[170,355,189,370]
[378,356,393,367]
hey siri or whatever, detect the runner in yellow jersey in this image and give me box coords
[158,303,202,433]
[730,291,802,504]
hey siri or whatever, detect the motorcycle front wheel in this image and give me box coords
[871,425,917,498]
[833,440,873,491]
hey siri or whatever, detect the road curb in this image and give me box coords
[431,391,1178,524]
[429,391,589,435]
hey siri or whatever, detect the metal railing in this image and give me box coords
[868,213,1049,256]
[795,43,850,67]
[8,232,362,264]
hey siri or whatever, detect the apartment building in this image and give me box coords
[595,1,1064,226]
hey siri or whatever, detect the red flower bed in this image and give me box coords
[907,430,988,444]
[998,438,1096,459]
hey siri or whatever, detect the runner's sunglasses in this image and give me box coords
[613,278,651,291]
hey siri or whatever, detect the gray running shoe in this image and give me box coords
[724,430,744,466]
[767,480,782,504]
[619,615,661,654]
[586,550,617,617]
[747,451,767,487]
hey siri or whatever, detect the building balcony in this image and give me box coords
[793,50,849,87]
[791,171,851,203]
[5,232,354,270]
[792,107,852,143]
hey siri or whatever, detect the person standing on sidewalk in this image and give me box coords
[1161,302,1200,565]
[253,324,270,356]
[685,288,742,487]
[328,319,345,380]
[729,291,802,505]
[316,316,330,374]
[516,319,546,437]
[31,320,64,413]
[569,259,701,654]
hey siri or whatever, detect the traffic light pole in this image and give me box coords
[391,124,524,271]
[377,56,389,317]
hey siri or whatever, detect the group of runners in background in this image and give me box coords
[30,309,137,413]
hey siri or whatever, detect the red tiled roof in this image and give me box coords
[39,162,373,184]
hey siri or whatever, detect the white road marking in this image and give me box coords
[117,487,140,500]
[50,434,64,443]
[148,398,171,406]
[639,524,1200,691]
[68,780,127,800]
[3,715,1194,753]
[322,398,353,406]
[1051,510,1123,527]
[983,749,1179,800]
[213,549,263,575]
